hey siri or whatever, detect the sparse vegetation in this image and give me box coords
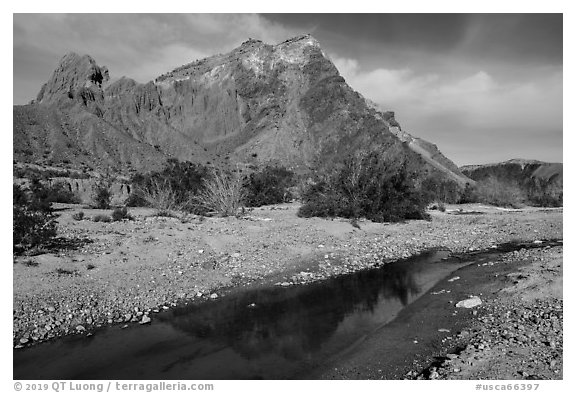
[127,159,208,214]
[55,268,77,276]
[13,166,91,180]
[244,166,296,207]
[92,182,112,209]
[24,178,81,211]
[72,211,85,221]
[93,214,112,223]
[13,184,57,254]
[459,176,524,208]
[525,178,562,207]
[196,169,245,217]
[298,151,430,222]
[111,207,132,221]
[137,179,181,214]
[21,259,40,267]
[420,174,462,204]
[45,181,82,204]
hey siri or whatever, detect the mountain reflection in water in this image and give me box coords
[14,249,460,379]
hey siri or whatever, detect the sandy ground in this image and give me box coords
[13,203,562,351]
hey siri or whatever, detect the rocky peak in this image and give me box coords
[277,34,319,47]
[16,35,471,185]
[36,52,109,105]
[240,38,264,47]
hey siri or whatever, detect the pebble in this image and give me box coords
[139,315,151,324]
[456,296,482,309]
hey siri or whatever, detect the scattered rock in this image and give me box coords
[456,296,482,309]
[139,315,151,324]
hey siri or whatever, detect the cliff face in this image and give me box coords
[13,34,470,184]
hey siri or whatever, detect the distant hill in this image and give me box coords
[461,159,562,206]
[13,34,470,186]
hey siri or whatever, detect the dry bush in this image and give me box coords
[474,176,524,208]
[244,166,295,207]
[13,184,57,254]
[93,214,112,223]
[195,169,245,217]
[298,151,430,222]
[138,178,182,214]
[111,206,132,221]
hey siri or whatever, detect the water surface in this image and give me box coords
[14,248,470,379]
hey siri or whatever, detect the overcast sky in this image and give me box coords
[13,13,562,166]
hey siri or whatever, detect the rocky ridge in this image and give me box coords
[14,35,470,186]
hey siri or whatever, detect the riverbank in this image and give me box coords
[13,203,562,348]
[314,244,562,380]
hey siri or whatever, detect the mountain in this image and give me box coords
[461,159,563,205]
[13,34,470,185]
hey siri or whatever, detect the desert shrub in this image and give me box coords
[128,159,209,213]
[195,169,245,216]
[93,214,112,223]
[134,178,181,214]
[92,183,112,209]
[13,184,28,206]
[525,178,563,207]
[26,178,53,212]
[15,180,80,211]
[13,184,57,253]
[72,211,85,221]
[14,205,57,252]
[45,181,81,204]
[111,207,132,221]
[470,176,524,208]
[244,166,296,207]
[420,174,461,204]
[55,268,77,276]
[298,151,429,222]
[459,182,478,204]
[529,192,562,208]
[13,166,90,180]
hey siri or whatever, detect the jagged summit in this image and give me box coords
[156,33,331,86]
[14,35,470,185]
[36,52,109,106]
